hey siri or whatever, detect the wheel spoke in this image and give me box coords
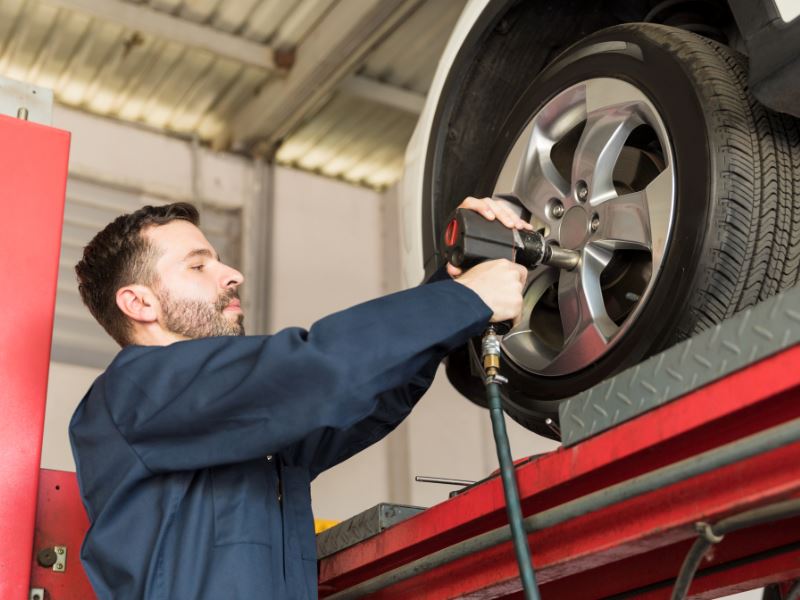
[545,244,618,375]
[643,165,674,264]
[572,107,644,205]
[516,134,571,222]
[595,190,651,251]
[594,164,673,253]
[498,95,586,223]
[507,267,558,337]
[501,267,560,372]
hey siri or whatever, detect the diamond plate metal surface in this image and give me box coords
[559,284,800,446]
[316,503,424,559]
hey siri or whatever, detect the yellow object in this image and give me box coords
[314,519,339,534]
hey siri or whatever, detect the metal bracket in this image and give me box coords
[53,545,66,573]
[29,589,45,600]
[0,76,53,126]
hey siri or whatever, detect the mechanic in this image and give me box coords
[69,195,531,599]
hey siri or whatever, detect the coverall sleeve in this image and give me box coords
[103,278,491,473]
[282,266,456,478]
[281,349,442,479]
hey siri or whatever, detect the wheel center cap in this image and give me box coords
[560,206,590,249]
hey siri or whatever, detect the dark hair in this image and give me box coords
[75,202,200,347]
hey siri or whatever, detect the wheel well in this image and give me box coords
[421,0,740,276]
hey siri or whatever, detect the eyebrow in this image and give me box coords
[182,248,220,262]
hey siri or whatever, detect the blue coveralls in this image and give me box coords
[69,276,491,599]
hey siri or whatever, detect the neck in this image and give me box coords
[130,324,189,347]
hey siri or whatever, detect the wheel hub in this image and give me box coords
[559,206,591,249]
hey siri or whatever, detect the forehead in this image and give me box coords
[144,220,214,260]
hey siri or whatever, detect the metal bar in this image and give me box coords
[226,0,425,151]
[414,476,476,487]
[327,415,800,598]
[42,0,277,72]
[340,75,425,114]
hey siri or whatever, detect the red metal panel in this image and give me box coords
[29,470,96,599]
[630,545,800,600]
[0,114,70,599]
[319,344,800,598]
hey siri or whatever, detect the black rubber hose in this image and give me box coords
[671,497,800,600]
[485,379,541,600]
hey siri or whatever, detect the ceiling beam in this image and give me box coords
[224,0,425,153]
[43,0,279,72]
[341,75,425,115]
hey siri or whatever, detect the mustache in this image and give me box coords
[215,289,241,312]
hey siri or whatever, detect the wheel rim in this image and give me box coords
[494,78,676,377]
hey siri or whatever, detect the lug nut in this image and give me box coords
[577,181,589,202]
[591,214,600,232]
[550,200,565,219]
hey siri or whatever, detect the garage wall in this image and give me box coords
[268,167,392,521]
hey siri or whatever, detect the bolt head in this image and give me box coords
[56,548,64,554]
[577,181,589,201]
[551,203,565,218]
[591,215,600,231]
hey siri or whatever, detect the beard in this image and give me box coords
[156,287,245,339]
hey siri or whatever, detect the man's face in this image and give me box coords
[145,220,245,339]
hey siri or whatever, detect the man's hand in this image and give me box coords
[446,196,533,278]
[454,259,528,323]
[446,196,531,324]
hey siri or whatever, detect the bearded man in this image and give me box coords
[69,199,528,599]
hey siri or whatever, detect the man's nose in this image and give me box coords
[222,265,244,289]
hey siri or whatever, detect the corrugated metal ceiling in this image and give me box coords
[0,0,467,189]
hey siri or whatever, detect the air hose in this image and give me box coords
[482,325,541,600]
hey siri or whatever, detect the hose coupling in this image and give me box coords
[485,373,508,386]
[482,326,505,382]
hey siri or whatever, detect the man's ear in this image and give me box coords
[116,285,159,324]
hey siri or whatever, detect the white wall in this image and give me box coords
[42,362,102,472]
[268,166,390,521]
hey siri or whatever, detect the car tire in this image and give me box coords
[439,24,800,438]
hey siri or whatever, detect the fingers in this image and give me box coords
[514,263,528,286]
[458,196,533,231]
[485,196,519,230]
[446,263,462,278]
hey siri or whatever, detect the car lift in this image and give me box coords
[315,283,800,599]
[1,89,799,600]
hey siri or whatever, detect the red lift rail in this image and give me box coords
[319,343,800,599]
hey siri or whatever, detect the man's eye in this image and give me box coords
[191,264,205,271]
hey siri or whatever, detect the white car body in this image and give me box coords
[398,0,491,289]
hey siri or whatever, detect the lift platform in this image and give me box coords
[316,284,800,599]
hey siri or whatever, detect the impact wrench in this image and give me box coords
[442,200,580,600]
